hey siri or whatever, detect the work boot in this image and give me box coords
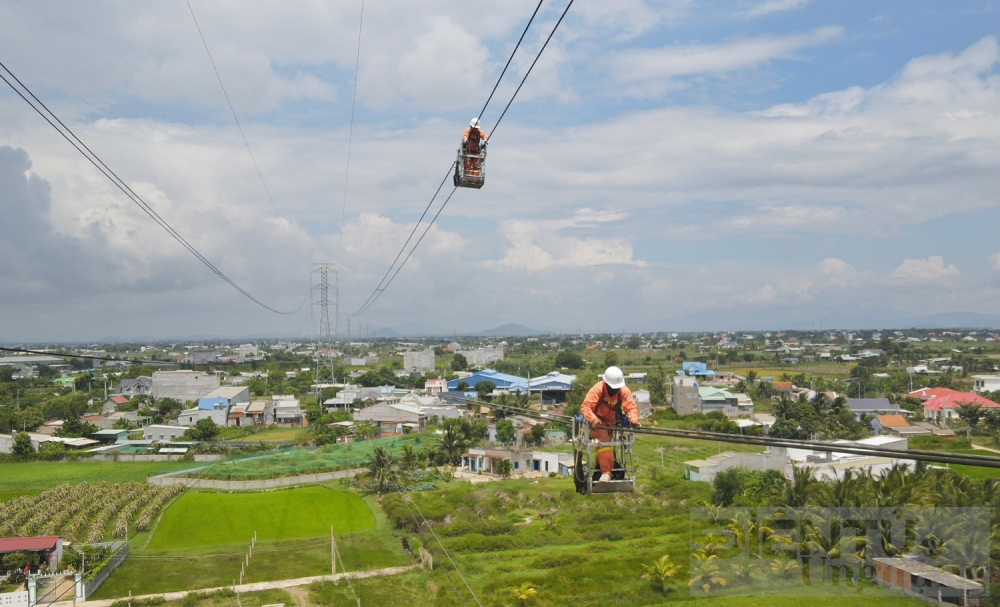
[599,473,611,482]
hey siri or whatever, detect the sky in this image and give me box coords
[2,0,1000,341]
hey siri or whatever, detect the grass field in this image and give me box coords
[148,486,375,549]
[0,489,39,502]
[94,492,410,598]
[0,460,200,492]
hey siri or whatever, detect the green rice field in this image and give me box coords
[148,486,376,549]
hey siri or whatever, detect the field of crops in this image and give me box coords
[0,482,183,542]
[187,436,426,480]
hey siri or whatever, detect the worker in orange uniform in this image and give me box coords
[461,118,488,175]
[581,366,640,482]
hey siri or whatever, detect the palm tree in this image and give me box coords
[400,445,420,471]
[508,582,537,605]
[785,466,815,507]
[360,447,399,493]
[689,552,727,594]
[769,559,800,580]
[641,555,681,592]
[728,561,758,585]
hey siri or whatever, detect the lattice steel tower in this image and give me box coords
[312,263,338,383]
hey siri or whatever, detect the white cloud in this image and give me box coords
[613,26,843,84]
[744,0,810,19]
[818,258,857,285]
[990,253,1000,271]
[492,210,645,272]
[892,256,961,284]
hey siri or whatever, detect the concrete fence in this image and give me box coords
[85,454,222,463]
[147,468,363,490]
[84,542,129,600]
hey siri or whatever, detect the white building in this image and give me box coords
[458,347,505,366]
[152,370,220,404]
[403,349,436,373]
[203,386,250,407]
[237,344,260,359]
[143,425,187,442]
[973,375,1000,394]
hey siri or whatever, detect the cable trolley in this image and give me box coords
[572,414,637,495]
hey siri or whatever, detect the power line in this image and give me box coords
[335,0,367,266]
[0,60,298,315]
[490,0,575,138]
[347,164,455,316]
[476,0,545,122]
[348,0,574,317]
[185,0,307,266]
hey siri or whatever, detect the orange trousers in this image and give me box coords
[593,427,614,474]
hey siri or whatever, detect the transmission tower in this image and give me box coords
[312,263,338,385]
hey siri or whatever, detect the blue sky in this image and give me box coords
[1,0,999,340]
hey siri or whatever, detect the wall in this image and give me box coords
[152,370,220,403]
[403,349,436,372]
[672,382,700,415]
[85,454,221,463]
[84,542,129,599]
[147,467,362,490]
[0,592,28,607]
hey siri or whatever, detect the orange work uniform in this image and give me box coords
[461,127,489,175]
[580,382,639,475]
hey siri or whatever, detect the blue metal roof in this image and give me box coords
[448,369,528,391]
[198,397,228,410]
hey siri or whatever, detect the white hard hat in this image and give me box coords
[470,117,481,128]
[604,366,626,389]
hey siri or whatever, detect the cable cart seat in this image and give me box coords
[572,414,637,495]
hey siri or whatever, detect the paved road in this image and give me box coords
[52,565,419,607]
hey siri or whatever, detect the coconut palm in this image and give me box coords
[784,466,815,507]
[400,445,420,471]
[359,447,399,493]
[641,555,682,592]
[769,559,800,580]
[508,582,538,605]
[689,552,727,594]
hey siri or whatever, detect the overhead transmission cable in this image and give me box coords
[185,0,308,267]
[347,0,574,317]
[335,0,367,265]
[0,61,299,315]
[475,0,545,122]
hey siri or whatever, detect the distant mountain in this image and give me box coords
[478,323,545,337]
[629,307,1000,333]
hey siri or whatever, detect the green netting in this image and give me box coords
[189,435,427,480]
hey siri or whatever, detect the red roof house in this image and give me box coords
[917,388,1000,422]
[0,536,63,571]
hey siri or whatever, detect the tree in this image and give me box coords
[529,423,546,446]
[247,378,267,396]
[54,417,98,438]
[187,418,219,441]
[648,369,667,406]
[642,555,681,592]
[554,351,584,370]
[474,381,497,400]
[456,381,471,392]
[956,403,985,429]
[604,351,618,367]
[496,459,513,478]
[400,445,421,471]
[359,447,399,493]
[627,336,641,349]
[495,419,517,445]
[438,417,483,464]
[156,398,183,419]
[12,432,33,456]
[507,582,538,606]
[451,353,468,371]
[355,422,378,441]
